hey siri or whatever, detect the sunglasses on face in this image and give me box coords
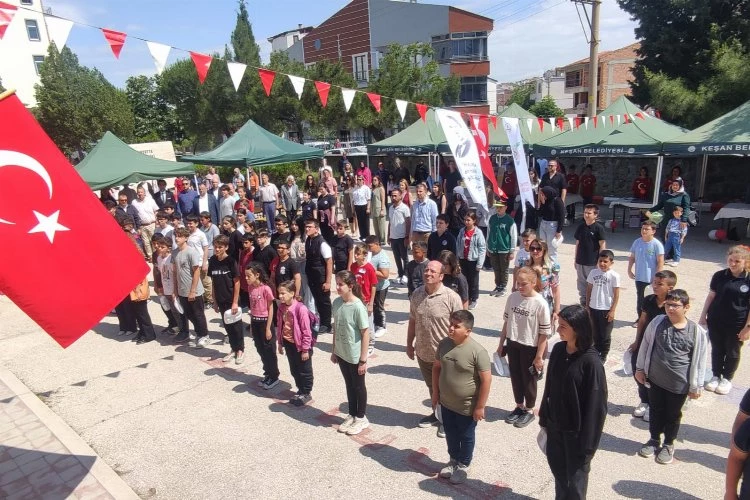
[530,246,542,252]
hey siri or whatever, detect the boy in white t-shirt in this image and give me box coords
[586,249,620,362]
[154,237,185,335]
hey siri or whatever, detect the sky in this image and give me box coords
[42,0,638,88]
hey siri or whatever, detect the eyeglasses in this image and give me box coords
[665,303,684,309]
[529,246,542,252]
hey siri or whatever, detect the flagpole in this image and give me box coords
[0,89,17,102]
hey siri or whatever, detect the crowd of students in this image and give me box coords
[102,161,750,497]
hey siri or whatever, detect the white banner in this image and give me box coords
[288,75,305,99]
[395,99,407,121]
[436,109,488,214]
[502,118,534,213]
[227,62,247,91]
[45,16,73,53]
[146,41,170,75]
[341,88,356,112]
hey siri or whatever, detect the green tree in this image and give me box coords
[506,80,536,109]
[35,45,134,156]
[528,95,564,118]
[301,59,357,140]
[266,51,306,140]
[618,0,750,127]
[125,75,186,144]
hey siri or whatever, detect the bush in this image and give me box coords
[193,162,311,188]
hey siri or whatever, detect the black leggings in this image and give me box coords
[546,427,592,500]
[590,308,614,361]
[648,382,688,445]
[337,356,367,418]
[709,323,744,380]
[630,342,649,404]
[460,258,480,302]
[251,318,279,379]
[354,205,370,239]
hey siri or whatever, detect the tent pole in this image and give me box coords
[653,156,664,206]
[698,154,708,200]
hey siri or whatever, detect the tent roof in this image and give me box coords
[367,108,446,155]
[533,96,687,157]
[75,132,194,190]
[180,119,324,167]
[488,104,565,153]
[662,100,750,155]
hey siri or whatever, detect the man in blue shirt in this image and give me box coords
[177,178,199,222]
[411,183,438,245]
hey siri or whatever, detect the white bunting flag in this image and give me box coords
[629,113,636,122]
[526,118,534,133]
[616,114,621,126]
[567,117,574,130]
[146,41,171,75]
[584,117,589,129]
[502,118,534,229]
[288,75,305,99]
[548,117,555,129]
[226,62,247,91]
[45,16,73,53]
[599,115,606,128]
[341,88,356,112]
[395,99,408,121]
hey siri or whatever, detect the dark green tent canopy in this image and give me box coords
[488,103,564,154]
[75,132,194,190]
[533,96,686,157]
[180,119,323,167]
[367,108,446,155]
[662,100,750,155]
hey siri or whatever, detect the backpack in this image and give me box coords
[307,308,320,341]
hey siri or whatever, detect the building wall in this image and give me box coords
[532,77,574,110]
[302,0,371,75]
[0,0,50,107]
[448,7,493,32]
[369,0,448,49]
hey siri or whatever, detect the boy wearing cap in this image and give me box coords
[487,199,517,297]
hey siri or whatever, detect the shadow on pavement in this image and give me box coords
[367,364,422,381]
[598,432,643,456]
[0,447,96,498]
[612,479,701,499]
[675,447,727,473]
[679,422,731,448]
[356,403,424,429]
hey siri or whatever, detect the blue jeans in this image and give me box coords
[263,201,276,233]
[441,406,477,466]
[664,232,682,262]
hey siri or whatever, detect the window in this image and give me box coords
[32,55,45,75]
[20,0,33,4]
[352,53,368,83]
[565,71,582,88]
[459,76,487,104]
[293,35,299,43]
[313,39,321,50]
[25,19,40,41]
[433,33,487,63]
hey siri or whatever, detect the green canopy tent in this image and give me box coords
[179,119,324,167]
[75,132,195,190]
[367,108,446,155]
[533,96,686,158]
[488,103,565,153]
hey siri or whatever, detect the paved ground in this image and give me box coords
[0,210,744,499]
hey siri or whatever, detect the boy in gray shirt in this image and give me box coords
[173,227,210,347]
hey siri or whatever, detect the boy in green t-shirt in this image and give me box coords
[487,199,518,297]
[432,310,491,485]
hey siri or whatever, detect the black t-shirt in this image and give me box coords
[574,221,605,266]
[270,231,292,249]
[333,235,353,265]
[427,231,457,261]
[642,295,665,326]
[540,172,567,195]
[708,269,750,329]
[273,257,299,289]
[444,170,462,195]
[734,418,750,498]
[317,195,336,224]
[226,230,244,262]
[443,274,469,303]
[208,255,238,305]
[741,388,750,414]
[301,201,316,222]
[255,245,278,275]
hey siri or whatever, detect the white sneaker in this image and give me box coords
[643,407,650,422]
[338,415,355,433]
[704,376,720,392]
[195,335,210,348]
[716,378,733,395]
[400,275,408,285]
[346,416,370,435]
[374,327,387,338]
[667,261,679,267]
[633,402,648,418]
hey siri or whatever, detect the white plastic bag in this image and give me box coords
[173,298,184,315]
[435,404,443,423]
[223,308,243,325]
[158,295,171,311]
[493,352,511,378]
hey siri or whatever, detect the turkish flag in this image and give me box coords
[469,115,505,199]
[0,93,149,348]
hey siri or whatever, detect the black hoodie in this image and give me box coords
[538,186,565,229]
[539,343,608,456]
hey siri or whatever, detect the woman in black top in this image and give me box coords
[304,174,318,200]
[438,250,469,309]
[446,191,469,238]
[540,305,607,500]
[699,245,750,395]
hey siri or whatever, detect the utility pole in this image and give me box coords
[571,0,601,118]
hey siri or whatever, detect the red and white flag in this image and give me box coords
[0,92,149,348]
[469,115,505,199]
[0,1,18,40]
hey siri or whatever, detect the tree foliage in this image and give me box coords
[618,0,750,127]
[506,80,536,109]
[528,95,564,118]
[125,75,185,144]
[35,45,134,155]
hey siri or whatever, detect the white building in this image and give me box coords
[267,24,313,54]
[531,70,574,112]
[0,0,50,107]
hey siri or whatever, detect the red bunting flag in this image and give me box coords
[623,113,631,124]
[537,117,545,131]
[574,117,581,129]
[592,116,598,128]
[469,115,504,199]
[655,110,661,118]
[609,115,615,126]
[490,115,497,129]
[556,117,564,130]
[635,112,645,120]
[415,103,428,122]
[101,28,127,59]
[367,92,381,113]
[189,52,212,84]
[315,81,331,107]
[0,1,18,40]
[258,68,275,96]
[0,91,149,348]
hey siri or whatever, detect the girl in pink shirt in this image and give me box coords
[276,281,315,406]
[245,262,280,389]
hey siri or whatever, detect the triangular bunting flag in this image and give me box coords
[257,68,275,96]
[288,75,305,99]
[609,115,615,126]
[146,41,170,75]
[416,103,428,122]
[342,88,356,112]
[101,28,127,59]
[584,116,589,129]
[599,115,606,128]
[655,110,661,118]
[557,117,564,130]
[635,112,645,120]
[315,81,331,107]
[45,16,73,52]
[0,1,18,40]
[526,118,534,133]
[227,62,247,91]
[574,117,581,129]
[367,93,381,113]
[592,116,598,128]
[537,117,545,132]
[567,117,574,130]
[549,117,555,129]
[490,116,497,129]
[616,114,622,126]
[623,113,630,124]
[395,99,407,121]
[189,52,212,84]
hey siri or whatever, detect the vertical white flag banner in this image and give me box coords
[395,99,408,121]
[526,118,534,134]
[436,109,488,215]
[341,88,356,111]
[288,75,305,99]
[502,118,534,215]
[226,61,247,91]
[146,41,171,75]
[45,16,73,53]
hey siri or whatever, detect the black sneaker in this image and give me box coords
[257,376,270,388]
[505,407,525,424]
[418,413,439,428]
[174,332,189,343]
[489,287,501,297]
[639,439,660,458]
[294,394,312,406]
[514,411,535,428]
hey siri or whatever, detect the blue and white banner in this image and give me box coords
[502,118,535,212]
